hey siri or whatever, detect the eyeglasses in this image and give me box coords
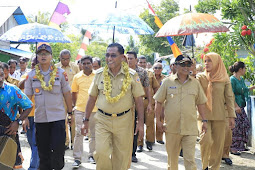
[105,53,120,58]
[37,52,51,57]
[61,58,70,61]
[154,67,162,70]
[178,62,192,67]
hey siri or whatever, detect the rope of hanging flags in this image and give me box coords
[76,30,92,60]
[49,1,71,30]
[146,0,182,58]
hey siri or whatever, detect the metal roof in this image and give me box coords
[0,47,32,59]
[0,6,28,26]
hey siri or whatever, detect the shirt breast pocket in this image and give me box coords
[98,84,105,95]
[167,89,178,98]
[50,80,61,94]
[32,81,42,96]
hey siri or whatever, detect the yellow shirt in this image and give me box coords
[71,71,97,112]
[154,74,207,135]
[196,73,236,120]
[89,67,145,114]
[55,62,80,87]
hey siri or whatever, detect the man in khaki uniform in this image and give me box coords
[82,43,145,170]
[137,56,160,151]
[25,43,73,170]
[3,63,19,86]
[154,55,208,170]
[71,56,97,167]
[55,49,80,150]
[153,62,165,144]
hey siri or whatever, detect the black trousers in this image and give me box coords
[35,120,66,170]
[132,110,138,157]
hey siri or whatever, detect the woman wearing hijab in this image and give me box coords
[196,52,236,170]
[229,61,255,155]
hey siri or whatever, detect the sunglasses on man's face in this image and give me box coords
[154,67,162,70]
[178,62,192,67]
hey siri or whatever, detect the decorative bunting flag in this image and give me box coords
[49,1,71,30]
[76,30,92,60]
[146,0,182,58]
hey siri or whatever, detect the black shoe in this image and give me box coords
[157,140,164,144]
[65,145,69,150]
[146,141,153,151]
[222,158,232,165]
[179,149,183,157]
[132,155,138,163]
[204,167,208,170]
[231,151,241,155]
[137,145,143,152]
[244,148,250,151]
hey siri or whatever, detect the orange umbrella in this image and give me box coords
[155,13,229,37]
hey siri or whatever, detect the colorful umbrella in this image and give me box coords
[155,13,229,37]
[0,23,71,43]
[75,9,154,42]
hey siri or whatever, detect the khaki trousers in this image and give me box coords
[65,117,75,147]
[222,118,232,158]
[138,99,155,146]
[94,110,133,170]
[165,133,197,170]
[198,120,225,170]
[73,110,85,161]
[156,107,164,141]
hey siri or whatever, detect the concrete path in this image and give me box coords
[18,129,255,170]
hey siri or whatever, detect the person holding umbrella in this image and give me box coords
[24,43,73,170]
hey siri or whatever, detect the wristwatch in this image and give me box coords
[67,111,73,115]
[83,117,89,123]
[15,118,21,123]
[202,119,208,123]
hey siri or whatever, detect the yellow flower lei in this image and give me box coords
[35,64,57,91]
[103,62,131,103]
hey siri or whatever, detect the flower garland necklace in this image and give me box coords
[35,64,57,91]
[103,62,131,103]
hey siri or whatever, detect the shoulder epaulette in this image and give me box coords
[129,68,136,75]
[96,67,104,74]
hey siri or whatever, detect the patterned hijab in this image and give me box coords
[204,52,230,111]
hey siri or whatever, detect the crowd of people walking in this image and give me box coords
[0,42,254,170]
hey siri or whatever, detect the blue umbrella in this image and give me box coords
[75,9,154,42]
[0,23,71,43]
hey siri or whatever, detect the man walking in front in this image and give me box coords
[82,43,145,170]
[154,55,208,170]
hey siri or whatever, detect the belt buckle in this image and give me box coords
[111,114,117,117]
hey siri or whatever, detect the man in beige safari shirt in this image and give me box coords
[154,55,208,170]
[82,43,145,170]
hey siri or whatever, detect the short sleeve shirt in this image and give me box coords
[24,66,71,123]
[0,82,33,121]
[55,62,80,87]
[71,71,97,112]
[135,66,149,87]
[89,67,145,113]
[154,74,207,135]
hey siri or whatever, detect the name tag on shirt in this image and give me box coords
[169,86,177,89]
